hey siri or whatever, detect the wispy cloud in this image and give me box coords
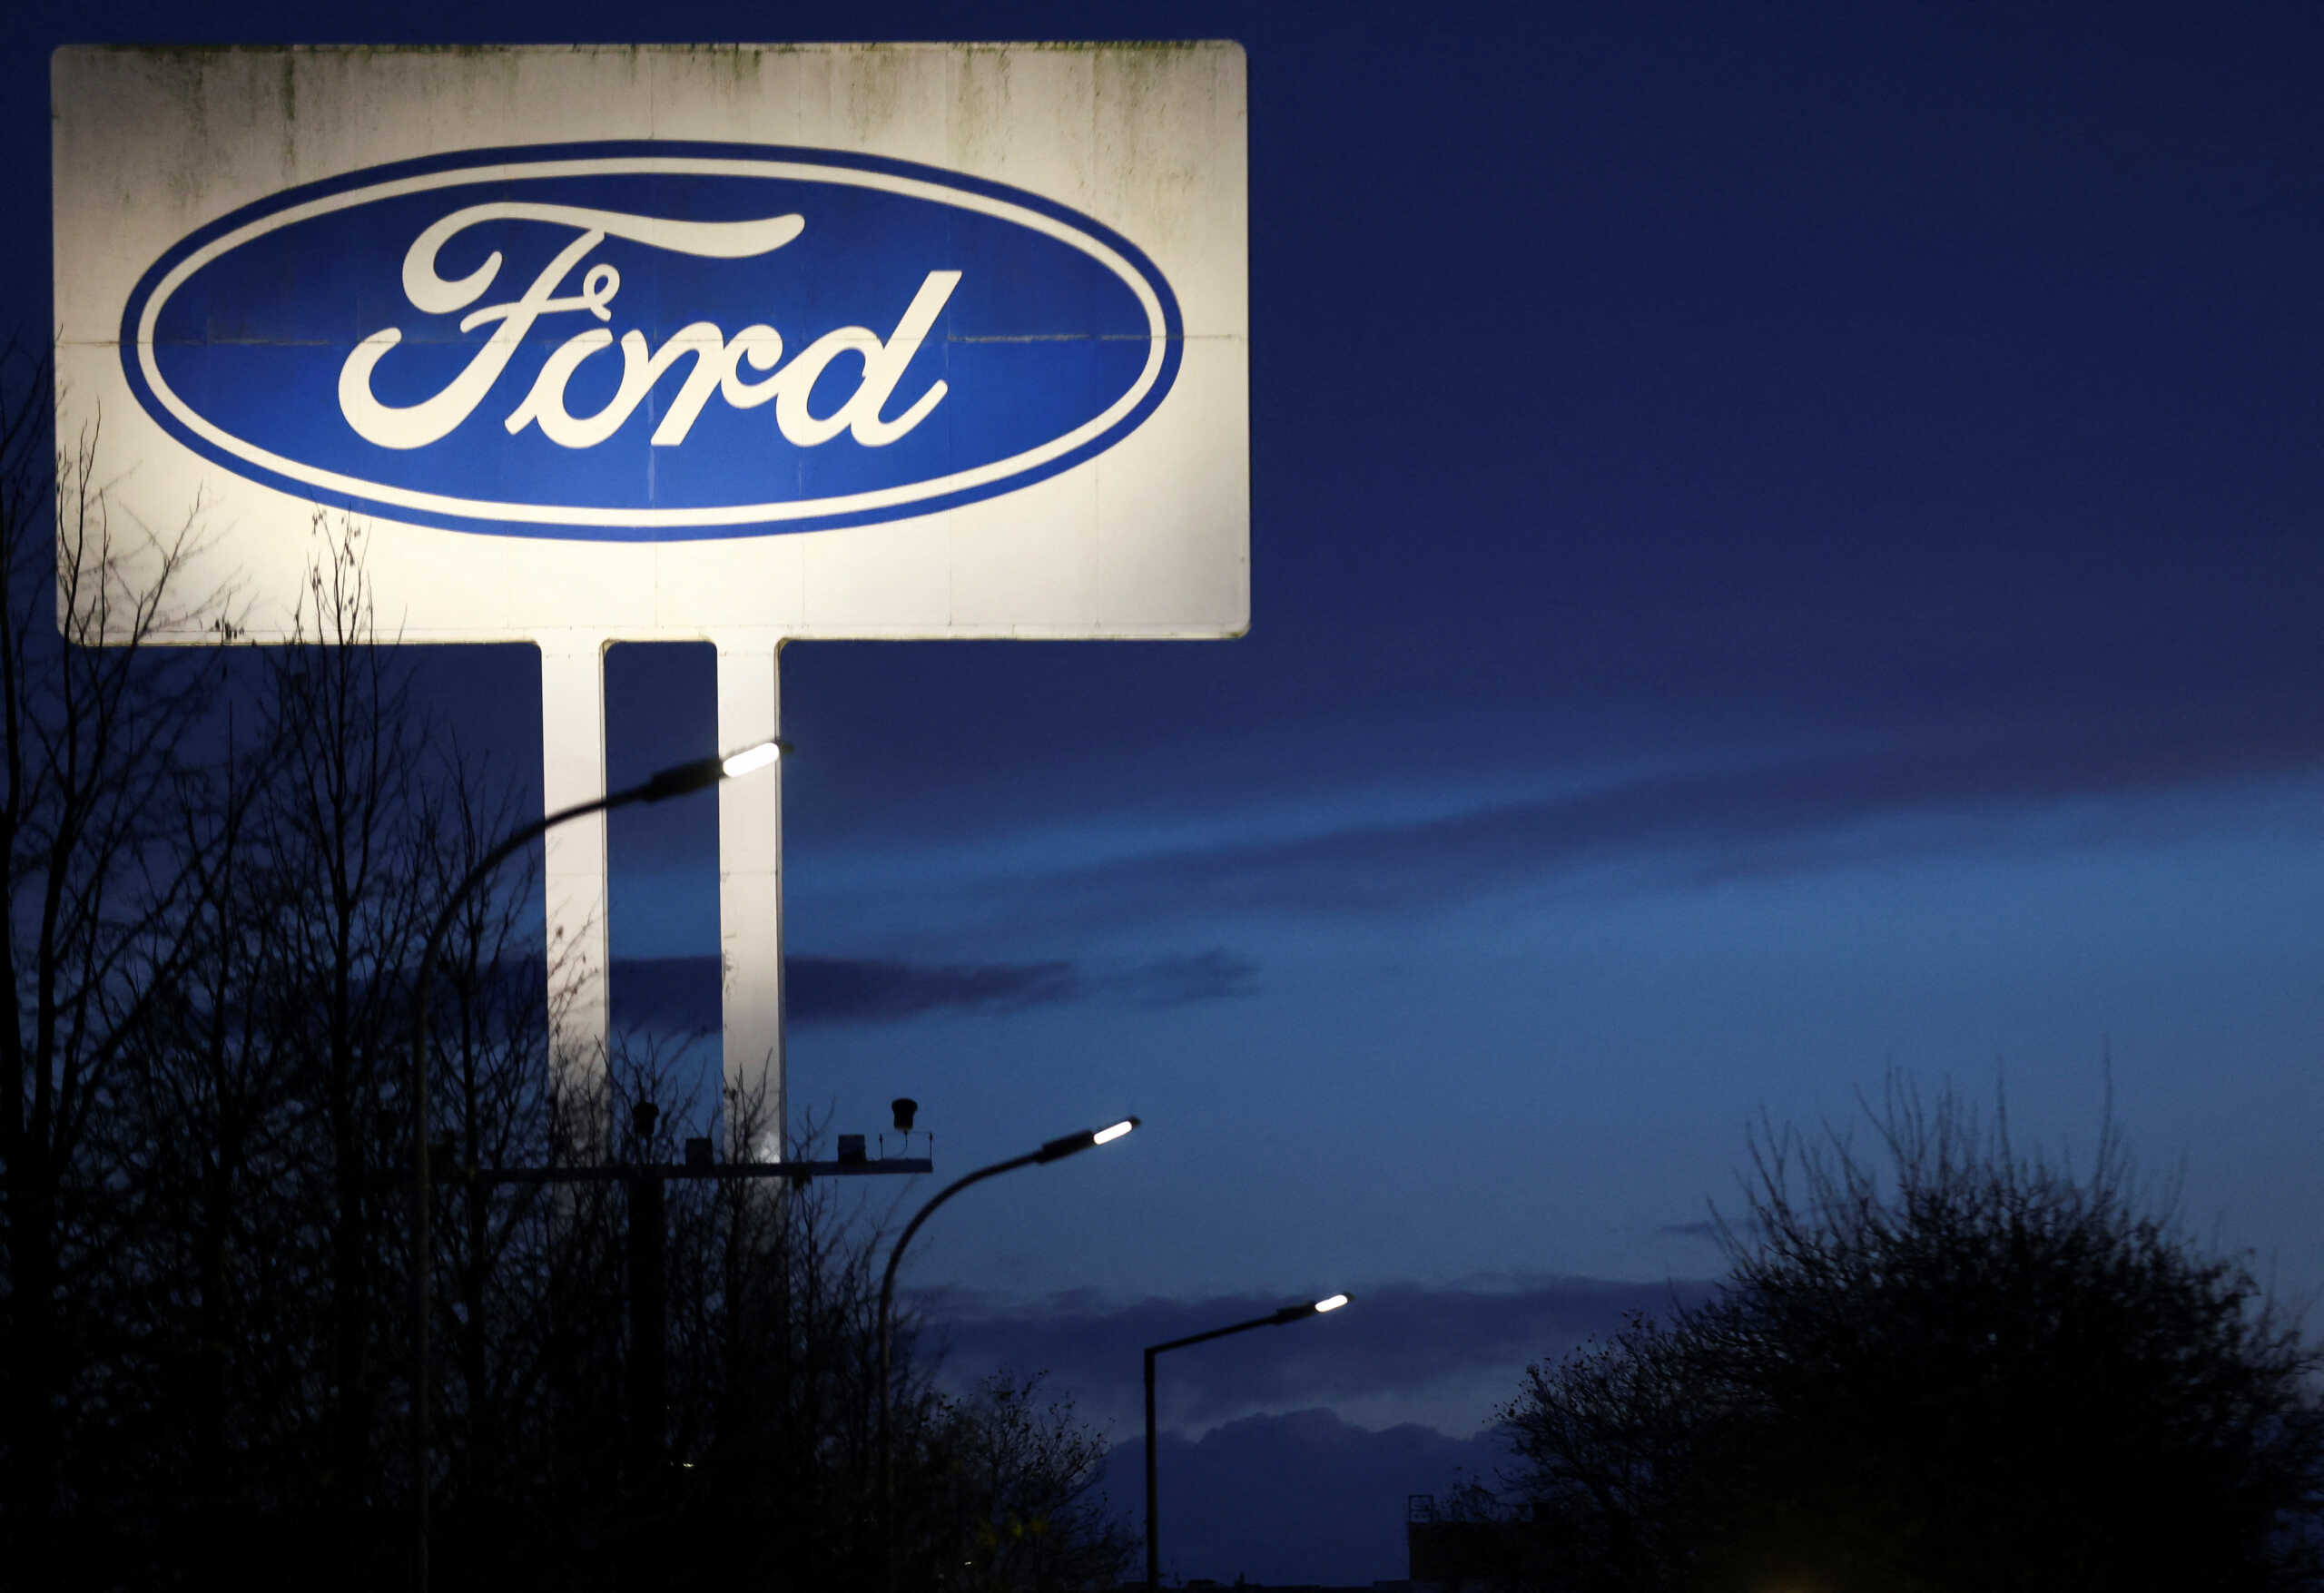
[607,949,1258,1032]
[1108,949,1260,1008]
[791,955,1078,1024]
[929,695,2324,920]
[612,953,1072,1030]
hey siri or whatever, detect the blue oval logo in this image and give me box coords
[121,142,1184,540]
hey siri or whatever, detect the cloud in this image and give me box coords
[791,954,1078,1023]
[1098,1409,1510,1588]
[985,695,2324,918]
[607,949,1256,1032]
[917,1274,1715,1428]
[610,953,1072,1030]
[1105,949,1260,1008]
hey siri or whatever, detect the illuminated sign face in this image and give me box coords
[55,46,1246,643]
[124,144,1182,540]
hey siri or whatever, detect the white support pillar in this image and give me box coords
[714,633,785,1161]
[538,633,612,1106]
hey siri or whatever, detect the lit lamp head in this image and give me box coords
[638,739,789,803]
[1272,1293,1351,1325]
[721,740,783,779]
[1036,1116,1140,1163]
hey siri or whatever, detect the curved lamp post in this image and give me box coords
[878,1117,1140,1590]
[1144,1293,1350,1593]
[409,738,784,1592]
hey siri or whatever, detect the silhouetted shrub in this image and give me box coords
[1501,1077,2324,1593]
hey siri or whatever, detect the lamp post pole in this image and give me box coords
[1143,1294,1350,1593]
[877,1118,1140,1593]
[408,740,783,1593]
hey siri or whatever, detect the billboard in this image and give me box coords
[52,44,1247,1140]
[53,44,1248,643]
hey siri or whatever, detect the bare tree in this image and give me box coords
[106,692,304,1516]
[251,516,437,1523]
[1500,1076,2324,1593]
[0,349,236,1559]
[925,1370,1137,1593]
[417,733,561,1509]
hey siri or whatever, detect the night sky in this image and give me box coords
[12,2,2324,1583]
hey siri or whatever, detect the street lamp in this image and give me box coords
[877,1118,1141,1591]
[407,738,784,1593]
[1144,1293,1351,1593]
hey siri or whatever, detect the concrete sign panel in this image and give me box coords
[54,44,1248,644]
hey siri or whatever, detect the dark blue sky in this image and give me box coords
[14,2,2324,1582]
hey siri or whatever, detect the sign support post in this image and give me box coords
[716,634,786,1161]
[539,634,613,1126]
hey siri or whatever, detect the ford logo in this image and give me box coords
[120,142,1184,540]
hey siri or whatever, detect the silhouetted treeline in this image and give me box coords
[0,354,1129,1591]
[1469,1077,2324,1593]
